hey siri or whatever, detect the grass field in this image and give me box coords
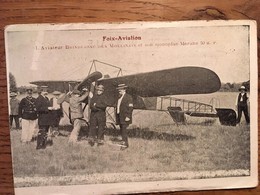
[10,92,251,187]
[11,121,250,187]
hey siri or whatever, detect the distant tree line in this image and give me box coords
[9,72,17,92]
[220,81,250,92]
[9,72,38,94]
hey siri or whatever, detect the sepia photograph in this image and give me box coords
[5,20,257,194]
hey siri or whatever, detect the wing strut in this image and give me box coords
[88,60,123,77]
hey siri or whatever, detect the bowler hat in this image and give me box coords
[239,86,247,91]
[116,83,128,90]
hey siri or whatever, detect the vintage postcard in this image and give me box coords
[5,20,257,194]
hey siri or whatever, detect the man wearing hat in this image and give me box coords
[88,84,109,146]
[49,91,63,135]
[9,92,20,129]
[58,88,89,143]
[18,88,38,143]
[35,90,53,149]
[115,83,134,149]
[236,85,250,125]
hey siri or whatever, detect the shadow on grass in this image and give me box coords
[155,118,217,127]
[107,127,195,142]
[185,119,217,126]
[58,125,195,142]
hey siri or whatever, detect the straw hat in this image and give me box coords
[239,86,247,91]
[116,83,128,90]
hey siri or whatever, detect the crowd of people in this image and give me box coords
[9,83,134,150]
[16,88,64,149]
[9,84,250,150]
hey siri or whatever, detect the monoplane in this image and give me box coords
[30,60,237,127]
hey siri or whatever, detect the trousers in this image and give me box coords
[10,115,20,129]
[89,111,106,140]
[69,118,83,142]
[21,119,37,142]
[36,125,50,149]
[237,105,250,124]
[120,124,129,146]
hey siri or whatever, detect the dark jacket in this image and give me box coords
[35,95,52,126]
[49,97,64,126]
[237,93,248,107]
[90,93,108,112]
[116,93,134,125]
[19,96,37,120]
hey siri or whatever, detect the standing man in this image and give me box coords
[236,85,250,125]
[115,84,134,149]
[58,88,89,143]
[88,84,109,146]
[9,92,20,130]
[35,91,53,149]
[18,88,38,143]
[49,91,63,136]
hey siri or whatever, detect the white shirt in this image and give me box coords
[52,97,61,110]
[117,92,125,114]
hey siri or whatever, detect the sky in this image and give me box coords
[5,22,250,87]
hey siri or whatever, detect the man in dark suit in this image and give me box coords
[236,85,250,125]
[115,84,134,149]
[88,84,109,146]
[35,90,53,149]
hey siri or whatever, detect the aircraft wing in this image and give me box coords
[97,66,221,108]
[98,66,220,96]
[30,72,103,92]
[31,67,220,96]
[30,67,221,109]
